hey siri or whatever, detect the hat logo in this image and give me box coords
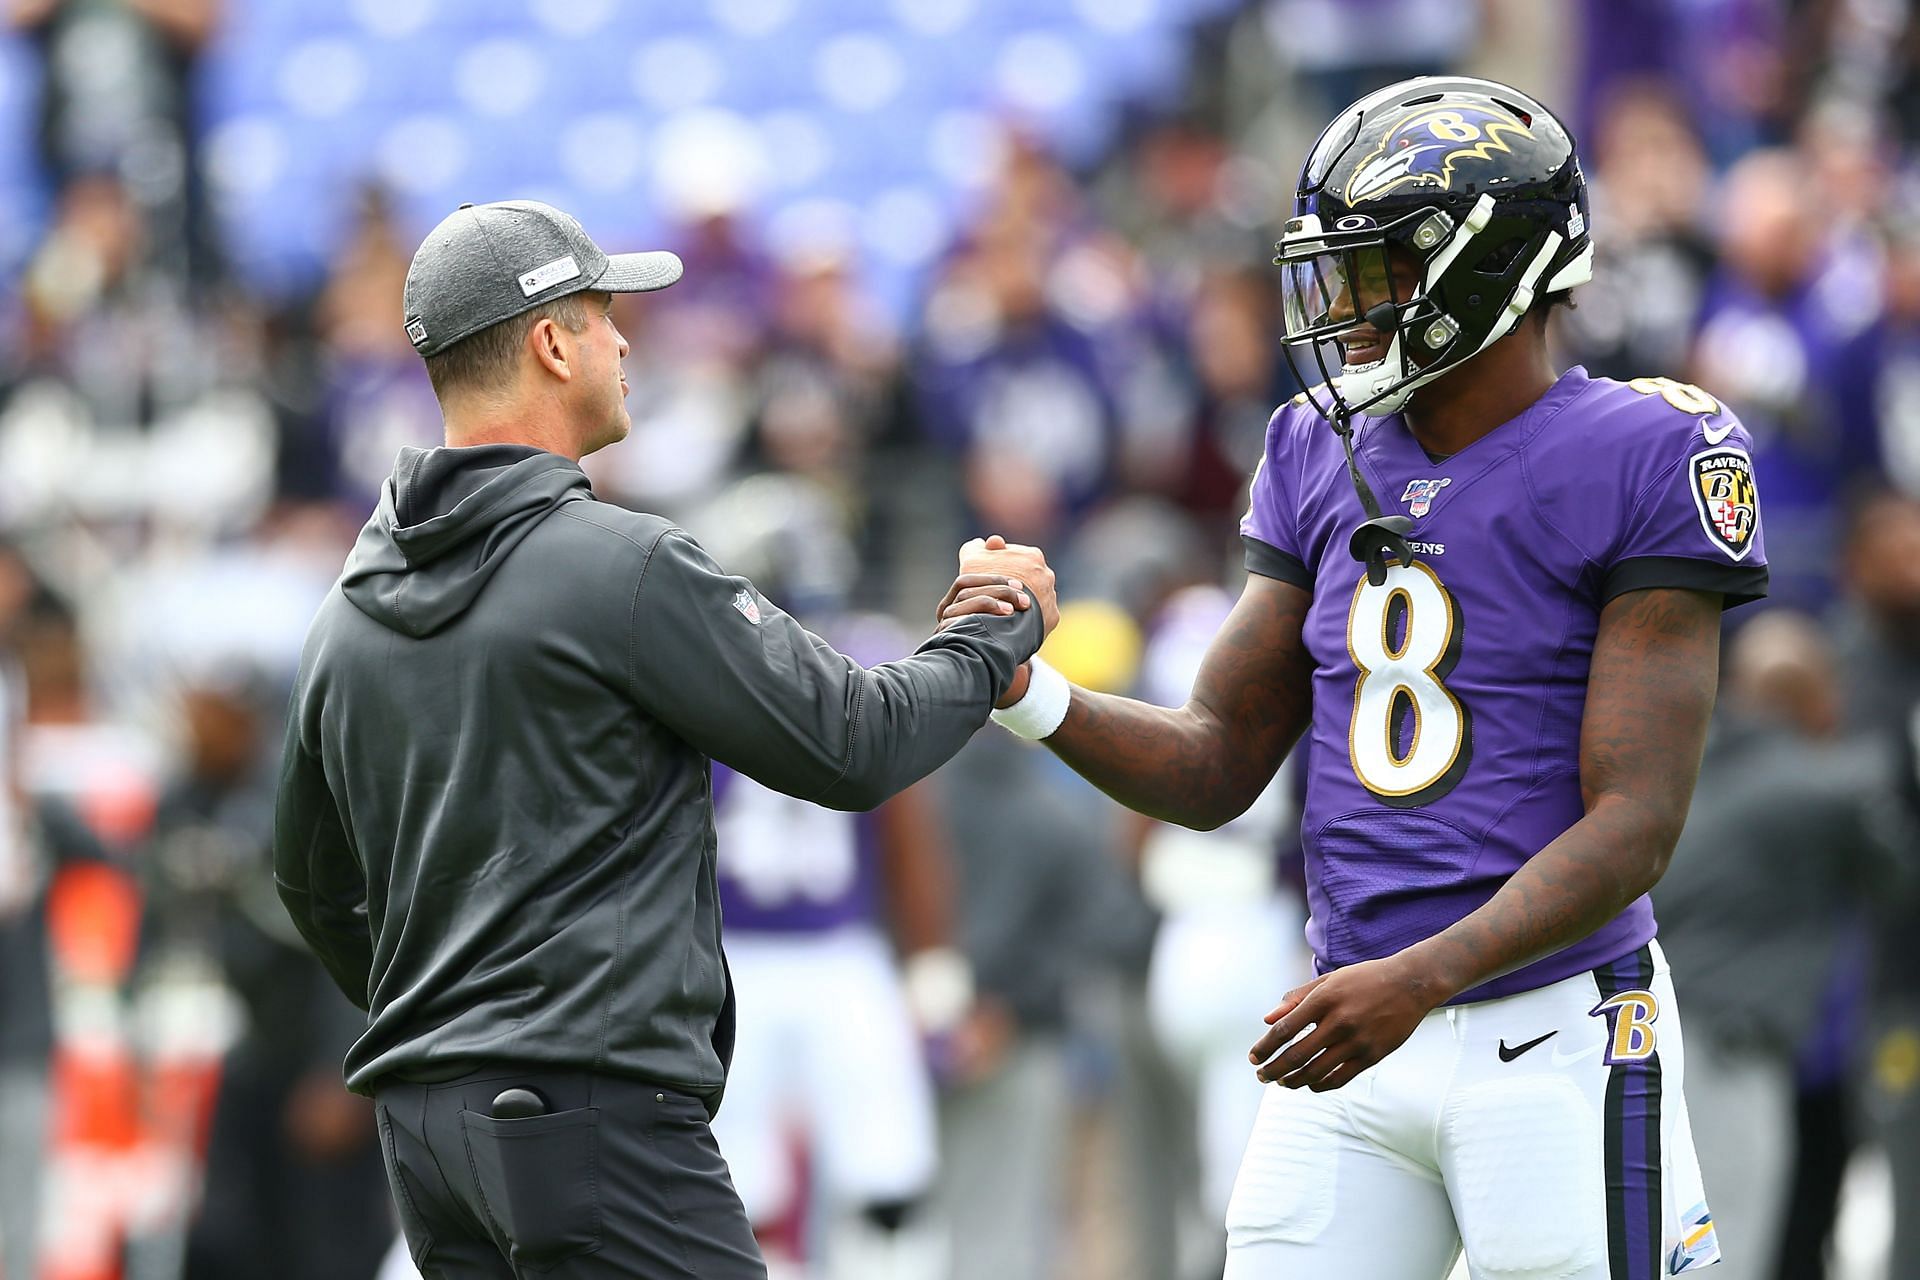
[519,254,582,297]
[406,318,428,346]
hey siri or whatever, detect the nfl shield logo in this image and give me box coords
[731,589,762,624]
[1401,478,1451,518]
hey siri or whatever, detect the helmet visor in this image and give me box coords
[1277,242,1400,346]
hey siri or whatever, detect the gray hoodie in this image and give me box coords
[275,444,1041,1102]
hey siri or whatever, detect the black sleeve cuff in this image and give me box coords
[1601,556,1770,610]
[1243,535,1312,589]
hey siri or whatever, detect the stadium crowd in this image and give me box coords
[0,0,1918,1277]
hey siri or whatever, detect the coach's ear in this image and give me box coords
[528,313,575,383]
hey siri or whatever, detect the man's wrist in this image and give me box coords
[995,663,1033,709]
[1392,938,1469,1008]
[989,656,1070,740]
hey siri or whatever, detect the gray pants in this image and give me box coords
[375,1066,765,1279]
[1683,1034,1793,1280]
[0,1065,48,1280]
[936,1038,1071,1280]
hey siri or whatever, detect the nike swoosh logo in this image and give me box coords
[1701,416,1736,445]
[1497,1031,1558,1062]
[1549,1041,1607,1068]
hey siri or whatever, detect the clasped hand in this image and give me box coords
[933,535,1060,637]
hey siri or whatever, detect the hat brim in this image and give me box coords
[595,250,684,293]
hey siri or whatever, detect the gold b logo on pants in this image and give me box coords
[1591,990,1659,1065]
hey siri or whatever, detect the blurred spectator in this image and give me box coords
[1094,120,1269,286]
[166,674,391,1280]
[0,544,51,1280]
[1261,0,1479,121]
[300,189,441,509]
[1831,484,1920,751]
[932,732,1117,1280]
[1554,80,1717,383]
[1655,611,1917,1280]
[1576,0,1789,163]
[1687,148,1883,610]
[1147,267,1291,545]
[0,170,272,533]
[1832,486,1920,1280]
[1874,214,1920,496]
[913,211,1120,547]
[742,245,907,583]
[590,210,774,512]
[9,0,222,287]
[11,173,199,414]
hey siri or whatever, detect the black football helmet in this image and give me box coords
[1275,76,1592,421]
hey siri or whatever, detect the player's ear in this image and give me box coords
[527,314,572,382]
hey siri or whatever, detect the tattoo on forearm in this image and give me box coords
[1410,587,1721,995]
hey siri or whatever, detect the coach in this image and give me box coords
[273,200,1053,1278]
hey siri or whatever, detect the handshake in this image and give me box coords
[935,535,1059,704]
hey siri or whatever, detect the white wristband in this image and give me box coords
[989,655,1071,740]
[902,946,975,1033]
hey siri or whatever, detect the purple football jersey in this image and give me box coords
[1240,366,1767,1002]
[714,612,906,934]
[712,764,880,933]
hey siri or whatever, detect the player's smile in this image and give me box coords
[1338,327,1390,368]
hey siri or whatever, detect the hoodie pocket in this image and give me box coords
[461,1107,602,1271]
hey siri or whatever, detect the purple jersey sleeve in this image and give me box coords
[1239,400,1315,589]
[1587,380,1770,608]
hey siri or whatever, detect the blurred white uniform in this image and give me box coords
[1138,585,1312,1225]
[710,767,940,1278]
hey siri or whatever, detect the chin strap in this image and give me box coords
[1331,406,1413,587]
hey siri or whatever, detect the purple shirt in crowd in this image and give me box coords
[1241,366,1768,1002]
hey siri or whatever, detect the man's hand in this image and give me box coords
[957,535,1058,636]
[938,577,1039,705]
[935,573,1033,630]
[934,998,1017,1088]
[1247,954,1442,1092]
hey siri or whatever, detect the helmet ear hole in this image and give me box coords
[1475,236,1529,276]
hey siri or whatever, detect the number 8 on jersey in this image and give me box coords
[1346,560,1473,807]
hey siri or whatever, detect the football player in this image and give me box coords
[957,77,1765,1278]
[700,476,957,1280]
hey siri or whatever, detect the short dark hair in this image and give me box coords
[423,293,592,399]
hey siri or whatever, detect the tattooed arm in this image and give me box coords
[1041,574,1315,830]
[1405,586,1720,994]
[1249,586,1721,1090]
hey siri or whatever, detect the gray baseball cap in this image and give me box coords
[402,200,683,357]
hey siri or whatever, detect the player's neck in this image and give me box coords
[1402,330,1559,459]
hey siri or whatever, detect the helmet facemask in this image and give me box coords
[1275,193,1583,423]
